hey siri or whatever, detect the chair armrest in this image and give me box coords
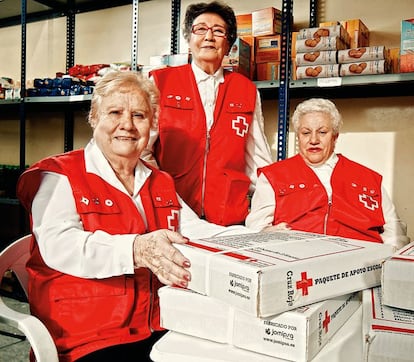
[0,299,59,362]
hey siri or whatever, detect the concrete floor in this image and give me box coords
[0,295,31,361]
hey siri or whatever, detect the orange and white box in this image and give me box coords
[363,287,414,362]
[295,50,337,66]
[295,36,347,53]
[175,230,393,317]
[296,64,339,79]
[159,286,361,362]
[255,35,281,63]
[252,7,282,36]
[339,60,388,76]
[337,46,387,64]
[381,241,414,311]
[236,13,252,36]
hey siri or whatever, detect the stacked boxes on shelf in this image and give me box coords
[157,230,395,361]
[232,7,282,81]
[338,46,389,76]
[293,24,349,80]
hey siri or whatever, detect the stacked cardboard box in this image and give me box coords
[338,46,389,76]
[381,241,414,311]
[234,7,282,81]
[159,286,361,361]
[152,229,396,361]
[174,230,392,317]
[363,287,414,361]
[152,305,364,362]
[293,25,348,80]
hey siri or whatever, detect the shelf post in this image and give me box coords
[309,0,318,27]
[131,0,139,71]
[170,0,181,54]
[277,0,293,161]
[19,0,27,172]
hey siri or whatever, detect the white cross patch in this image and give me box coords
[359,194,379,211]
[167,210,180,231]
[232,116,249,137]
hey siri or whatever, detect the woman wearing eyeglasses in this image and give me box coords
[145,1,273,226]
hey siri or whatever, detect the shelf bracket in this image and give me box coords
[277,0,293,161]
[131,0,139,71]
[170,0,181,54]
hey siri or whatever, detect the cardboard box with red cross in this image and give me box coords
[175,230,393,317]
[159,286,361,362]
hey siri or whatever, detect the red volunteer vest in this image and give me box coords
[260,154,385,242]
[151,64,257,225]
[17,150,181,362]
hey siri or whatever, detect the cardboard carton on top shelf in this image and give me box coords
[175,230,394,317]
[222,37,251,79]
[400,19,414,73]
[295,36,347,53]
[295,50,337,66]
[255,35,281,63]
[236,13,252,36]
[363,287,414,362]
[337,46,387,64]
[296,64,340,79]
[297,24,350,48]
[339,59,388,76]
[381,241,414,311]
[321,19,369,48]
[252,7,282,37]
[159,286,361,362]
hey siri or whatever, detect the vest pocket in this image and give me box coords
[47,275,136,343]
[206,169,250,226]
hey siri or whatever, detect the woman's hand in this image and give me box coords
[263,222,291,232]
[133,229,191,287]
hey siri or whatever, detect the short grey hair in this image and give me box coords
[88,70,160,130]
[291,98,343,135]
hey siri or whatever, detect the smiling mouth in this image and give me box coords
[115,136,137,141]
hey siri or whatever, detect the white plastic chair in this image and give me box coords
[0,234,59,362]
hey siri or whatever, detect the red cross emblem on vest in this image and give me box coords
[296,271,313,296]
[167,210,179,232]
[232,116,249,137]
[323,310,331,333]
[358,193,379,211]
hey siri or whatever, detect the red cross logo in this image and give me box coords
[358,194,379,211]
[232,116,249,137]
[296,271,313,296]
[167,210,179,232]
[323,310,331,333]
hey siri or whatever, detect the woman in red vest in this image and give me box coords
[144,1,273,226]
[17,70,250,362]
[246,98,409,250]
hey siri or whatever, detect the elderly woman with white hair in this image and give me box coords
[246,98,409,250]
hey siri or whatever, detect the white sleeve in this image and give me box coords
[245,172,276,231]
[32,172,136,279]
[178,196,255,239]
[245,90,273,192]
[380,184,410,250]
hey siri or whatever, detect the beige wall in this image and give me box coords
[0,0,413,238]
